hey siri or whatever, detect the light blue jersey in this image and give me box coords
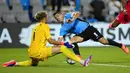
[60,12,89,36]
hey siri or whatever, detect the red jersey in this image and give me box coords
[126,0,130,10]
[115,0,130,24]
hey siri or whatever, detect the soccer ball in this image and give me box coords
[66,58,76,65]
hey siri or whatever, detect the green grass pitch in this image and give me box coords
[0,47,130,73]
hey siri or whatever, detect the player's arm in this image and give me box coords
[47,37,73,48]
[58,27,67,42]
[45,25,61,45]
[66,12,80,23]
[55,28,73,48]
[58,36,64,42]
[45,26,72,48]
[47,38,62,45]
[71,12,80,22]
[47,36,73,48]
[121,0,127,10]
[121,0,128,15]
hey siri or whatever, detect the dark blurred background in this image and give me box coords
[0,0,123,23]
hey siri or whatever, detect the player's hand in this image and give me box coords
[123,9,128,15]
[64,42,73,48]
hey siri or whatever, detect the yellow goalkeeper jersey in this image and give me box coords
[28,22,51,54]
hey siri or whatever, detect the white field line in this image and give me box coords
[91,63,130,68]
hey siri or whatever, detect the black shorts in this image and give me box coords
[76,26,103,41]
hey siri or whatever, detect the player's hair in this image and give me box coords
[53,11,61,17]
[35,11,47,22]
[53,11,61,21]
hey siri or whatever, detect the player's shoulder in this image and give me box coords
[60,26,65,30]
[33,23,49,30]
[64,12,72,17]
[41,23,50,32]
[32,23,39,30]
[65,12,71,15]
[44,23,50,28]
[38,23,49,28]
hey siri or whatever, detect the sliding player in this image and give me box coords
[2,11,92,67]
[53,11,129,54]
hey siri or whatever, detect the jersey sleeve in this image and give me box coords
[30,28,35,42]
[59,27,68,36]
[64,12,73,23]
[64,12,74,19]
[45,25,51,40]
[64,12,78,23]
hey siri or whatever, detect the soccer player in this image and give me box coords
[53,11,129,54]
[109,0,130,28]
[2,11,92,67]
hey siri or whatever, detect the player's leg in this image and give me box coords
[89,26,129,54]
[16,58,39,66]
[49,45,92,66]
[66,43,81,65]
[63,36,82,63]
[98,37,121,47]
[69,36,84,44]
[68,26,91,44]
[109,11,126,28]
[2,58,39,67]
[93,26,129,54]
[109,19,120,28]
[72,43,82,59]
[65,42,81,64]
[50,45,81,62]
[98,37,129,54]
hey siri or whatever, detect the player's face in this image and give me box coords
[41,16,47,23]
[45,17,47,23]
[55,13,64,22]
